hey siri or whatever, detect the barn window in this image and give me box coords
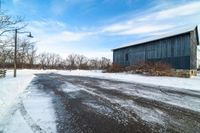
[125,53,129,61]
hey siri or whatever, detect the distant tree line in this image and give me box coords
[0,40,111,70]
[37,53,111,70]
[0,37,111,70]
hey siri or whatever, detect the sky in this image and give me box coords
[3,0,200,59]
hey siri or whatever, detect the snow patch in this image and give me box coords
[22,85,57,133]
[0,70,35,126]
[56,70,200,91]
[3,110,33,133]
[61,83,81,93]
[114,99,166,125]
[0,69,57,132]
[83,101,113,115]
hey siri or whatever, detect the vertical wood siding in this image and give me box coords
[113,32,197,70]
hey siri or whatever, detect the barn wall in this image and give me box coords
[113,33,192,69]
[190,28,198,69]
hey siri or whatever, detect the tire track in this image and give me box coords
[53,74,200,132]
[33,73,200,133]
[19,99,46,133]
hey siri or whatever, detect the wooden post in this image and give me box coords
[14,29,17,77]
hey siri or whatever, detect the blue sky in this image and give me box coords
[3,0,200,59]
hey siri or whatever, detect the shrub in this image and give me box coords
[105,64,124,73]
[127,61,174,76]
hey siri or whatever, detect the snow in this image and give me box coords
[0,70,35,128]
[61,83,81,93]
[0,69,57,132]
[0,69,200,131]
[21,85,57,133]
[96,80,200,113]
[55,70,200,120]
[4,110,33,133]
[83,102,113,115]
[56,69,200,91]
[60,81,165,124]
[60,82,132,124]
[113,99,166,125]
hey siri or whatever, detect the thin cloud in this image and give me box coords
[50,0,68,15]
[102,1,200,35]
[156,1,200,20]
[12,0,22,4]
[28,20,95,43]
[117,25,175,35]
[27,20,99,58]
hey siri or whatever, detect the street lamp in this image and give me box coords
[14,29,33,77]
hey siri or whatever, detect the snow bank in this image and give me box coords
[3,110,33,133]
[0,69,55,127]
[0,70,34,125]
[56,70,200,91]
[4,84,57,133]
[21,85,56,133]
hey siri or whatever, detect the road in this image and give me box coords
[7,73,200,133]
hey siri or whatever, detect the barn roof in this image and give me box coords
[112,25,199,51]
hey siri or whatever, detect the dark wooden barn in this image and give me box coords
[112,26,199,71]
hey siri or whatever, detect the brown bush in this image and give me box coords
[104,61,174,76]
[104,64,124,73]
[127,61,174,76]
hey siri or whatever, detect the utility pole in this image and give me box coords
[13,30,33,77]
[14,29,17,77]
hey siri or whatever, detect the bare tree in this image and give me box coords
[0,38,13,68]
[37,52,63,69]
[0,11,25,36]
[54,54,62,68]
[0,10,27,69]
[49,53,61,69]
[66,54,77,69]
[38,53,47,69]
[99,57,111,69]
[89,58,99,69]
[76,54,88,69]
[27,44,37,67]
[45,53,51,68]
[15,38,37,68]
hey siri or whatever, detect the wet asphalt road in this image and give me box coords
[28,73,200,133]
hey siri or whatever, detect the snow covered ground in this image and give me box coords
[55,70,200,91]
[0,69,56,131]
[4,84,57,133]
[0,70,35,128]
[0,69,200,121]
[0,69,200,132]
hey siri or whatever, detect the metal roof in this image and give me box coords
[112,25,199,51]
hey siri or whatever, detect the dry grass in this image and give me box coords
[126,61,174,76]
[105,64,124,73]
[106,61,174,76]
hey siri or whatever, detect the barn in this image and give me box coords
[112,26,199,76]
